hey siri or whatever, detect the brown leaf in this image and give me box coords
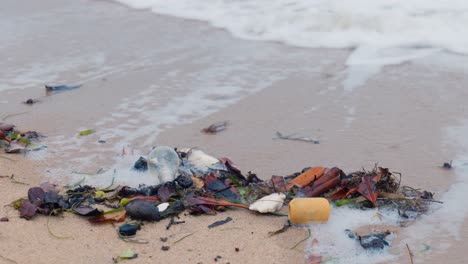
[201,121,229,134]
[286,167,325,190]
[270,176,286,192]
[186,197,249,209]
[88,210,126,223]
[357,174,381,207]
[0,131,11,143]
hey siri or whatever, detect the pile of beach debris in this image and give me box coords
[0,123,44,154]
[11,147,436,233]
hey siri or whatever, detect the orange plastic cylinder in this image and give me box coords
[288,198,330,224]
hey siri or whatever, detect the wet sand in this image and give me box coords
[1,0,468,263]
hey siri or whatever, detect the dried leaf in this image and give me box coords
[19,201,37,220]
[192,177,204,189]
[73,206,102,216]
[28,187,45,205]
[201,121,229,134]
[89,210,126,223]
[186,197,249,209]
[157,184,176,202]
[270,176,286,192]
[357,174,382,207]
[117,249,138,260]
[286,167,326,190]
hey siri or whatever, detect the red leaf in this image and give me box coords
[19,201,37,220]
[89,210,126,223]
[357,174,381,207]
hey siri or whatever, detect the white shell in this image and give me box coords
[187,149,219,171]
[249,193,286,213]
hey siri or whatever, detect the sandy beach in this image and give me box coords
[2,0,468,263]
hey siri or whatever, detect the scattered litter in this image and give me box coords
[235,247,239,252]
[0,123,45,154]
[346,230,392,250]
[166,215,185,230]
[214,255,222,262]
[0,217,9,222]
[78,129,94,137]
[118,223,141,237]
[442,160,453,170]
[161,246,170,251]
[45,84,81,93]
[249,193,285,213]
[275,131,320,144]
[201,121,229,134]
[23,99,39,105]
[288,198,330,224]
[208,217,233,229]
[133,157,148,171]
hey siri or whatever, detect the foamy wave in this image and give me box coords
[115,0,468,54]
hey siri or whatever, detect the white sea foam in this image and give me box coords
[115,0,468,90]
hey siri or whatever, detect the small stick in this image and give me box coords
[275,131,319,144]
[166,216,185,230]
[406,243,414,264]
[173,232,195,244]
[291,229,311,250]
[0,155,16,162]
[2,111,30,121]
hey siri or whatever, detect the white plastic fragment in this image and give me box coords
[147,146,181,185]
[186,149,220,172]
[157,202,169,213]
[249,193,286,213]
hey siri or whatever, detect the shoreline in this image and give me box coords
[1,0,468,263]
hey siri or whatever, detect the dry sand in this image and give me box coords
[1,0,468,263]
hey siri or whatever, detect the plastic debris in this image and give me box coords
[45,84,81,93]
[147,146,180,185]
[249,193,285,213]
[288,198,330,224]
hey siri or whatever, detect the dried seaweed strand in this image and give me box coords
[291,229,311,250]
[0,155,15,162]
[47,210,72,239]
[173,232,195,244]
[406,243,414,264]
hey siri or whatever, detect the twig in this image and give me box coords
[166,215,185,230]
[118,233,149,244]
[275,131,319,144]
[406,243,414,264]
[0,254,18,264]
[173,232,195,244]
[9,175,28,185]
[2,111,30,121]
[0,155,15,162]
[291,229,311,250]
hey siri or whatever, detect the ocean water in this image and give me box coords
[114,0,468,91]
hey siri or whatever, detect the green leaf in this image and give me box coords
[78,129,94,136]
[118,249,138,260]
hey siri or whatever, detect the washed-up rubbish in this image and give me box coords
[179,148,226,174]
[288,198,330,224]
[148,146,180,185]
[208,217,233,229]
[133,157,148,171]
[125,199,161,221]
[249,193,285,213]
[442,161,452,170]
[359,231,391,250]
[13,146,435,246]
[0,217,8,222]
[23,99,39,105]
[0,123,45,154]
[118,223,141,237]
[45,84,81,93]
[275,131,320,144]
[201,121,229,134]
